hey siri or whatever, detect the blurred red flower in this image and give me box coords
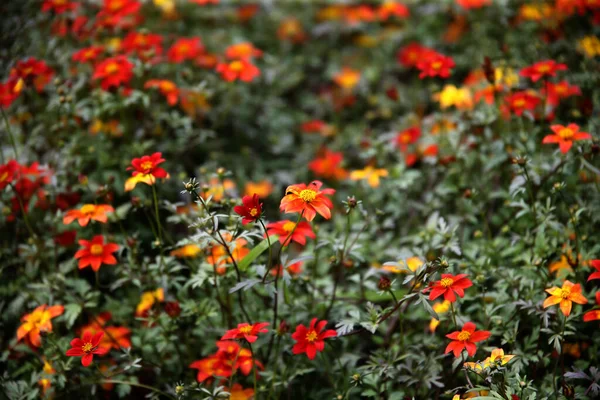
[221,322,269,343]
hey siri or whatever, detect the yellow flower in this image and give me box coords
[518,4,553,21]
[464,348,515,371]
[136,288,164,316]
[434,85,473,110]
[333,67,361,90]
[429,300,451,332]
[494,66,519,87]
[578,36,600,58]
[349,165,388,187]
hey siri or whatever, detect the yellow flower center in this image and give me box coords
[299,189,317,203]
[80,204,96,215]
[283,221,296,232]
[109,0,124,10]
[440,277,454,288]
[239,325,253,334]
[82,342,93,352]
[249,208,258,216]
[90,244,104,256]
[0,172,8,182]
[305,330,318,342]
[559,288,571,299]
[513,99,525,107]
[537,64,551,73]
[457,331,471,341]
[400,133,412,144]
[558,128,574,140]
[141,161,154,171]
[105,62,119,74]
[431,61,442,70]
[230,61,244,72]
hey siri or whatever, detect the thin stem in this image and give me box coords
[450,302,458,328]
[1,108,19,160]
[259,218,273,278]
[248,342,258,396]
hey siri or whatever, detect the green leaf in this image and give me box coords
[62,303,82,328]
[237,235,277,272]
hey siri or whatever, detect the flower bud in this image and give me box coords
[378,276,391,291]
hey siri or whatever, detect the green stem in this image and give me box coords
[450,302,458,328]
[1,108,19,160]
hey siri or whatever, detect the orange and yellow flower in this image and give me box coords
[333,67,361,90]
[349,165,389,187]
[17,305,64,347]
[74,235,119,271]
[145,79,180,105]
[125,152,169,191]
[216,60,260,82]
[63,204,114,226]
[136,288,165,316]
[280,180,335,222]
[543,280,588,316]
[542,123,591,154]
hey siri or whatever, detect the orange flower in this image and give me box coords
[189,341,261,382]
[378,1,409,20]
[221,322,270,343]
[216,60,260,82]
[280,180,335,221]
[225,42,263,60]
[144,79,179,105]
[244,180,273,198]
[542,123,591,154]
[72,46,104,64]
[349,166,389,187]
[228,384,254,400]
[17,305,64,347]
[270,261,303,277]
[266,220,315,245]
[63,204,114,226]
[308,148,347,180]
[206,233,250,274]
[583,292,600,322]
[167,37,204,63]
[588,260,600,282]
[543,280,588,316]
[333,67,361,90]
[125,152,169,191]
[277,18,306,43]
[74,235,119,271]
[170,244,202,258]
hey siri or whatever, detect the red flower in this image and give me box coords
[121,31,163,61]
[397,43,435,68]
[542,81,581,106]
[395,126,421,152]
[97,0,141,29]
[221,322,270,343]
[378,1,410,20]
[189,341,262,382]
[72,46,104,64]
[0,78,24,108]
[270,261,303,277]
[588,260,600,281]
[308,148,348,180]
[167,37,204,63]
[266,220,315,245]
[416,53,455,79]
[280,180,335,222]
[42,0,79,13]
[429,274,473,302]
[92,56,134,91]
[445,322,490,357]
[10,58,54,92]
[583,292,600,322]
[504,91,540,117]
[520,60,567,82]
[216,60,260,82]
[74,235,119,271]
[0,160,20,190]
[456,0,491,9]
[291,318,337,360]
[542,123,591,154]
[125,152,169,191]
[144,80,179,105]
[233,194,263,224]
[66,331,108,367]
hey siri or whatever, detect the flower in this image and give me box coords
[291,318,337,360]
[301,120,336,136]
[74,235,119,271]
[221,322,270,343]
[17,305,64,347]
[170,244,202,258]
[277,18,306,43]
[10,58,54,92]
[308,148,347,180]
[333,67,361,90]
[266,220,316,245]
[397,43,435,68]
[189,341,262,382]
[429,274,473,302]
[543,280,588,316]
[280,180,335,221]
[225,42,263,60]
[136,288,165,316]
[542,124,591,154]
[270,261,303,277]
[244,180,273,198]
[378,1,410,20]
[504,91,540,117]
[583,292,600,322]
[121,31,163,61]
[416,53,455,79]
[542,81,581,106]
[233,194,263,224]
[349,166,389,187]
[144,79,179,105]
[63,204,114,226]
[206,233,249,274]
[395,126,421,152]
[42,0,79,13]
[588,260,600,281]
[72,46,104,64]
[79,312,132,350]
[578,36,600,58]
[92,56,134,91]
[66,331,108,367]
[167,37,204,63]
[456,0,491,9]
[445,322,491,357]
[216,60,260,82]
[464,348,515,370]
[125,152,169,191]
[228,384,254,400]
[434,85,473,110]
[520,60,567,82]
[0,78,24,108]
[429,300,451,332]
